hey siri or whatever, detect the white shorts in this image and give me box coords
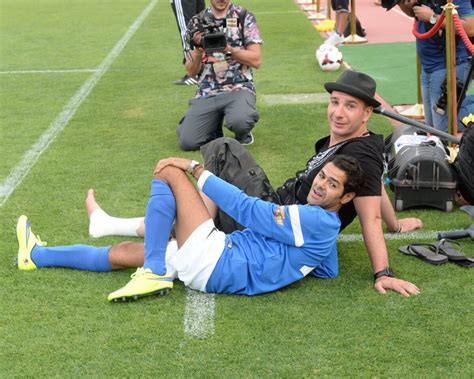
[166,219,226,292]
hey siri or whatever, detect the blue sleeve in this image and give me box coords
[309,251,339,278]
[201,174,326,247]
[455,0,474,17]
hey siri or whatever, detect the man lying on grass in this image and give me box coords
[17,155,420,301]
[85,70,423,296]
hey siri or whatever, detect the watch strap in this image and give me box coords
[373,267,395,282]
[186,160,200,174]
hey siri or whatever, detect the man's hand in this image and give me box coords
[192,31,204,47]
[154,157,191,175]
[412,5,435,22]
[374,276,420,297]
[398,217,423,233]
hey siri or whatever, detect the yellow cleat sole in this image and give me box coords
[110,287,172,303]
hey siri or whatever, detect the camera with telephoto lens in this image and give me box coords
[433,77,465,115]
[186,13,228,54]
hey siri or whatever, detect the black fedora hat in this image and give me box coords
[324,70,381,108]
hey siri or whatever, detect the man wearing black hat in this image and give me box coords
[272,70,422,296]
[85,70,422,296]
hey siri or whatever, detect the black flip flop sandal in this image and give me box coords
[435,239,467,261]
[398,244,448,265]
[451,257,474,268]
[435,239,474,267]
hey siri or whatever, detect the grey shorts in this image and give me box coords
[177,90,259,151]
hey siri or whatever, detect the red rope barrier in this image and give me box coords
[412,15,445,39]
[412,12,474,56]
[453,13,474,55]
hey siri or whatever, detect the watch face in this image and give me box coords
[187,160,199,173]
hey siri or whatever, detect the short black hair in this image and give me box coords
[325,154,365,195]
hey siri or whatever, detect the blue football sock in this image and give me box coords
[144,179,176,275]
[31,245,112,272]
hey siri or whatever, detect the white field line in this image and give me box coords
[0,69,99,74]
[338,230,440,242]
[0,0,158,207]
[184,289,216,339]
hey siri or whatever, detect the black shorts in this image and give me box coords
[331,0,349,11]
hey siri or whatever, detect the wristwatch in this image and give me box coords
[186,160,200,174]
[373,267,395,282]
[429,13,438,25]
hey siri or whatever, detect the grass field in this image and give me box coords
[1,0,473,376]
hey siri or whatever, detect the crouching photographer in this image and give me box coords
[382,0,474,133]
[177,0,262,151]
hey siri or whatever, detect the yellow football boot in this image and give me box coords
[16,215,46,270]
[108,267,173,302]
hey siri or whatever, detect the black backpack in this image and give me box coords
[344,15,366,38]
[201,138,279,233]
[453,126,474,204]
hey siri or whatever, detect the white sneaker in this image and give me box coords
[325,32,345,46]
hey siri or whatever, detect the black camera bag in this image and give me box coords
[201,137,278,234]
[385,125,456,212]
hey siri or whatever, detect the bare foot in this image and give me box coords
[85,189,101,218]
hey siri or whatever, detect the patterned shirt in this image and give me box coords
[185,4,263,98]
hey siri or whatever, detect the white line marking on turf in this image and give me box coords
[0,69,99,75]
[0,0,158,207]
[338,230,439,242]
[184,289,215,339]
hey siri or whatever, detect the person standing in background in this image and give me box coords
[171,0,206,85]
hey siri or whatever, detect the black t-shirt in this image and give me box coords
[277,132,384,230]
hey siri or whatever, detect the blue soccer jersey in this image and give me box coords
[198,171,341,295]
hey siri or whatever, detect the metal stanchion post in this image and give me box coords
[306,0,326,20]
[396,55,425,119]
[313,0,334,31]
[303,0,316,10]
[444,0,458,137]
[343,0,367,44]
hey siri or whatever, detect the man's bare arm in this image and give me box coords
[185,48,204,77]
[380,185,423,233]
[354,196,420,297]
